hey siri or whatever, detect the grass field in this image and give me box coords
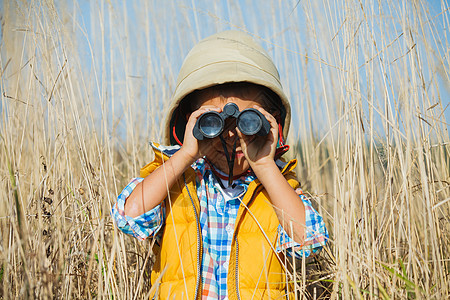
[1,0,449,299]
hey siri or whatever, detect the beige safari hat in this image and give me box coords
[164,30,291,145]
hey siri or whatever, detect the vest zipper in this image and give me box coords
[233,183,264,300]
[184,174,202,300]
[235,237,241,300]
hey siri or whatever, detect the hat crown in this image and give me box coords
[175,30,281,88]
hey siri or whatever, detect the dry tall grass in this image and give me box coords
[1,0,448,299]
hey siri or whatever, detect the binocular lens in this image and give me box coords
[238,111,262,135]
[193,103,270,140]
[199,114,223,137]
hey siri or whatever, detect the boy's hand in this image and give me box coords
[237,105,278,170]
[179,106,221,163]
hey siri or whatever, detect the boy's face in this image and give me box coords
[191,86,274,176]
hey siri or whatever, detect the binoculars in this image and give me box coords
[193,103,271,140]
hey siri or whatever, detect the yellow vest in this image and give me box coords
[141,148,299,299]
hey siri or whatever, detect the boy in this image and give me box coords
[112,30,328,299]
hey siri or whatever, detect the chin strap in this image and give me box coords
[219,136,237,186]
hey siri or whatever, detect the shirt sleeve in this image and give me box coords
[276,190,328,258]
[110,177,165,241]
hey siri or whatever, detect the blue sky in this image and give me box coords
[2,0,448,141]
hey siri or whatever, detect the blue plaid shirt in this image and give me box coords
[111,144,328,300]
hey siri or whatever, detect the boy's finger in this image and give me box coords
[199,105,221,110]
[187,106,222,122]
[252,105,277,124]
[236,127,255,143]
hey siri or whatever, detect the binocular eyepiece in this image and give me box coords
[193,103,271,140]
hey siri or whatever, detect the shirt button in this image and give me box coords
[223,261,229,270]
[226,224,233,234]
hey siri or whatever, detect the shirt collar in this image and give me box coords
[192,158,255,185]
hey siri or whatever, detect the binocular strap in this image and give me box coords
[219,136,237,186]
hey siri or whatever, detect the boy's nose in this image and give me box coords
[222,119,237,139]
